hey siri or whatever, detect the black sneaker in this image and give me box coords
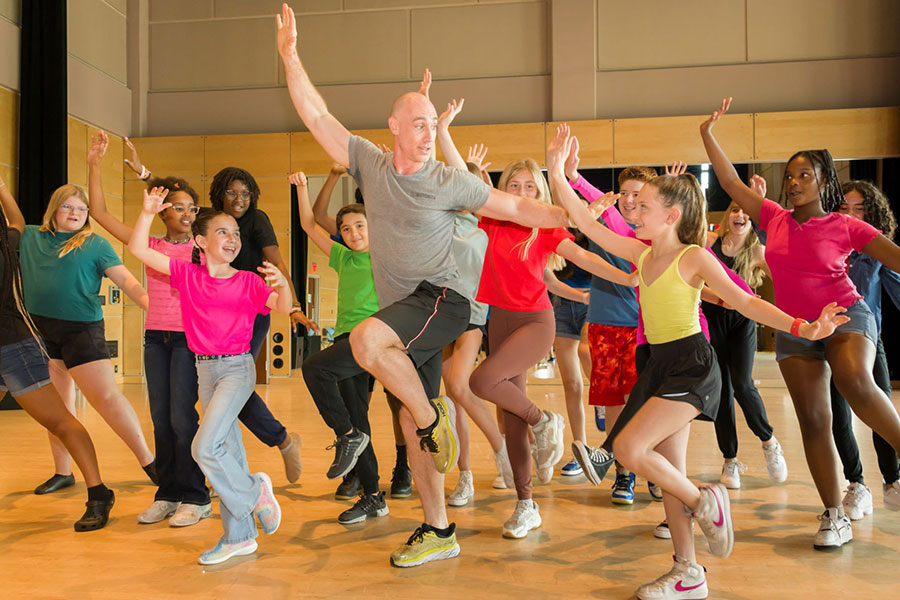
[572,441,615,486]
[325,430,370,480]
[391,466,412,499]
[74,489,115,532]
[335,471,361,501]
[338,491,389,524]
[35,473,75,495]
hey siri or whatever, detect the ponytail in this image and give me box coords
[191,245,202,265]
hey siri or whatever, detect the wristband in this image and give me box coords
[290,307,303,315]
[139,166,151,181]
[790,318,806,337]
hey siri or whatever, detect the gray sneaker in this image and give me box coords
[138,500,180,524]
[338,491,389,524]
[572,441,615,486]
[531,411,564,469]
[169,502,212,527]
[326,430,370,480]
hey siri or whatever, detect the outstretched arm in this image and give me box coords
[862,234,900,277]
[260,261,295,316]
[476,188,568,229]
[89,131,134,244]
[106,264,149,311]
[277,4,350,166]
[543,268,589,304]
[555,239,638,288]
[292,171,335,257]
[128,187,173,276]
[435,98,467,170]
[0,173,24,232]
[312,164,343,236]
[700,98,762,223]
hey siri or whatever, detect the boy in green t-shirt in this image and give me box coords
[293,172,388,525]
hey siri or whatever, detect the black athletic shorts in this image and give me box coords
[30,314,110,369]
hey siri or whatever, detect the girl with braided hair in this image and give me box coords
[702,98,900,550]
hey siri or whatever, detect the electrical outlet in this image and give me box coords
[109,286,121,305]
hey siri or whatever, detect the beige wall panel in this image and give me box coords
[346,0,473,8]
[105,0,126,15]
[0,164,16,197]
[215,0,341,17]
[149,0,213,21]
[205,133,291,178]
[597,0,744,70]
[123,304,144,377]
[68,119,88,186]
[614,113,754,166]
[150,19,279,91]
[67,55,133,136]
[747,0,900,63]
[0,20,19,92]
[275,232,291,272]
[124,179,168,237]
[127,136,204,180]
[67,0,128,84]
[0,0,19,24]
[412,2,548,79]
[436,123,546,168]
[546,120,613,167]
[0,86,17,166]
[755,108,900,162]
[255,178,292,234]
[290,132,339,175]
[295,11,409,85]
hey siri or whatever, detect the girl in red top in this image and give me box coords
[469,158,637,539]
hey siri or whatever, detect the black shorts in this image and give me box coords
[628,333,721,422]
[30,314,109,369]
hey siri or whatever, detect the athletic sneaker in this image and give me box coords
[690,483,734,557]
[138,500,179,524]
[532,410,565,469]
[648,481,663,501]
[594,405,606,432]
[653,520,672,539]
[635,555,707,600]
[169,502,212,527]
[494,444,514,489]
[536,463,554,484]
[719,458,746,490]
[448,470,474,506]
[253,472,281,535]
[884,481,900,511]
[492,476,509,490]
[280,431,302,483]
[611,471,636,505]
[416,396,459,474]
[390,466,412,499]
[561,457,583,477]
[502,499,542,538]
[325,430,370,480]
[572,441,615,486]
[390,524,460,568]
[814,507,852,550]
[338,491,389,524]
[335,471,360,500]
[842,482,873,520]
[198,539,258,565]
[762,437,788,483]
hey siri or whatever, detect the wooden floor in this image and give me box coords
[1,352,898,599]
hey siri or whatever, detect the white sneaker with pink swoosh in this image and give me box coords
[636,555,708,599]
[690,483,734,558]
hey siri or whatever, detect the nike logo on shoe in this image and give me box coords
[675,579,706,592]
[712,490,725,527]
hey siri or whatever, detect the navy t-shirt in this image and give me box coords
[586,217,639,327]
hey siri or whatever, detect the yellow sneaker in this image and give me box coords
[417,396,459,474]
[389,524,460,568]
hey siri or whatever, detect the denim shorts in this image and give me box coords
[775,300,877,362]
[552,296,588,339]
[0,336,52,397]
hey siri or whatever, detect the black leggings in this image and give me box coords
[831,336,900,485]
[705,304,773,458]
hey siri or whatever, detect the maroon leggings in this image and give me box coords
[470,307,555,499]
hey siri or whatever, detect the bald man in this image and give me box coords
[278,3,568,567]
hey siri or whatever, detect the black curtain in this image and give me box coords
[879,158,900,379]
[18,0,67,225]
[289,184,309,368]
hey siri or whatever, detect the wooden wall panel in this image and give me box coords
[255,178,292,235]
[613,113,754,166]
[289,132,334,175]
[67,119,88,186]
[123,305,144,377]
[127,136,204,180]
[0,162,16,198]
[435,123,547,168]
[754,107,900,161]
[546,120,613,167]
[205,133,291,178]
[0,86,17,167]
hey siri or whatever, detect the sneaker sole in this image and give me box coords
[335,491,360,501]
[502,516,542,539]
[611,496,634,505]
[814,538,852,551]
[169,506,213,527]
[390,542,460,568]
[390,490,412,499]
[653,528,672,540]
[138,508,178,524]
[448,494,473,507]
[572,441,602,487]
[561,470,583,477]
[843,506,873,521]
[254,472,281,535]
[198,541,258,565]
[339,506,389,525]
[327,432,371,480]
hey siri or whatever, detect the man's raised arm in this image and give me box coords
[277,3,351,167]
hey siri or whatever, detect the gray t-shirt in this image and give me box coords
[452,212,489,326]
[348,135,491,307]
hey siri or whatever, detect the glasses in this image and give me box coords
[168,205,200,215]
[59,203,89,214]
[224,190,252,201]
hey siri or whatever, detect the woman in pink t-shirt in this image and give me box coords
[702,97,900,550]
[468,158,638,540]
[129,188,293,566]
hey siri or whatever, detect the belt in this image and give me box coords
[196,352,249,361]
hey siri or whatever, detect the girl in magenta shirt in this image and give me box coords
[702,97,900,550]
[129,188,293,566]
[468,158,638,540]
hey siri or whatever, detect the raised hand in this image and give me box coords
[88,131,109,166]
[417,68,432,99]
[749,174,767,198]
[664,160,687,176]
[142,186,171,214]
[288,171,308,187]
[276,2,298,59]
[291,309,319,334]
[123,137,146,177]
[438,98,465,129]
[588,191,620,217]
[466,143,490,171]
[700,97,732,136]
[547,123,573,175]
[564,135,581,182]
[258,260,288,290]
[376,143,391,154]
[800,302,850,340]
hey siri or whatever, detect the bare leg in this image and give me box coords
[605,403,626,439]
[445,330,504,452]
[555,336,587,444]
[47,359,76,475]
[655,423,695,562]
[399,407,448,528]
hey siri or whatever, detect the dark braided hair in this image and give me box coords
[190,210,227,265]
[147,175,199,204]
[781,149,844,213]
[842,180,897,240]
[208,167,260,212]
[0,206,44,344]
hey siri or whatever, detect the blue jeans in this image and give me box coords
[192,354,260,544]
[238,313,287,448]
[144,330,209,505]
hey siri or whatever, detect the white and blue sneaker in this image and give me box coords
[648,481,663,501]
[561,457,583,477]
[594,406,606,432]
[612,471,636,505]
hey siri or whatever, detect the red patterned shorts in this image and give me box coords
[588,323,638,406]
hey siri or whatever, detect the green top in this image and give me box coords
[328,242,379,337]
[20,225,122,322]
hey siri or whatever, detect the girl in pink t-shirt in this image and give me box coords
[129,188,293,566]
[702,97,900,550]
[468,158,638,540]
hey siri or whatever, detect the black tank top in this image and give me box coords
[711,237,736,270]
